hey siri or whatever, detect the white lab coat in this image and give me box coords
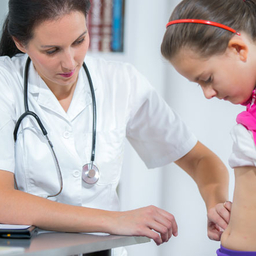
[0,53,197,255]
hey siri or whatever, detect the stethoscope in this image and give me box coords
[13,57,100,198]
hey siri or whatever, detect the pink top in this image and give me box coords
[236,90,256,145]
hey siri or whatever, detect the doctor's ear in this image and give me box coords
[12,37,27,53]
[227,36,248,62]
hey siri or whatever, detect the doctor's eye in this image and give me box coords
[45,48,59,55]
[73,37,85,46]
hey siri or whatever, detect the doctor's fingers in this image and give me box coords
[147,219,177,245]
[147,207,178,244]
[156,208,178,237]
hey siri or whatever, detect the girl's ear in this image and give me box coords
[12,37,27,53]
[227,35,248,62]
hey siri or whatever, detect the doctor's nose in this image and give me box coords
[202,86,217,99]
[61,50,76,71]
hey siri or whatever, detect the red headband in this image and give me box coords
[166,19,240,36]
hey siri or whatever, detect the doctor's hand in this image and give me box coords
[207,201,232,241]
[110,205,178,245]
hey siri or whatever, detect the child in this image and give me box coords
[161,0,256,255]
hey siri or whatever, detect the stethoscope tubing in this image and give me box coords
[82,62,97,164]
[13,57,98,197]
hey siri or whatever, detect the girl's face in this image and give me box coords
[14,11,89,95]
[170,36,256,105]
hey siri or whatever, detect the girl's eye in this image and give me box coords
[197,76,213,88]
[205,76,212,84]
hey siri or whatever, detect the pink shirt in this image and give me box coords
[237,90,256,145]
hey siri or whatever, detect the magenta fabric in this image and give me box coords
[217,246,256,256]
[236,92,256,145]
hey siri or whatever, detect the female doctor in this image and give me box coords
[0,0,230,254]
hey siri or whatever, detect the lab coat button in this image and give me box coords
[73,170,80,178]
[63,131,70,139]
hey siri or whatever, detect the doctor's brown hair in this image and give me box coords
[0,0,91,57]
[161,0,256,60]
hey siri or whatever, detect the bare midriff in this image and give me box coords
[221,166,256,251]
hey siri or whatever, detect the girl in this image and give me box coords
[161,0,256,255]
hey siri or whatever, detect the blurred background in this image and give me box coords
[0,0,244,255]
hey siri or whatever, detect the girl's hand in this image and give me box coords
[207,201,232,241]
[110,205,178,245]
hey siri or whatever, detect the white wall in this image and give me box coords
[0,0,8,33]
[118,1,243,256]
[0,1,244,256]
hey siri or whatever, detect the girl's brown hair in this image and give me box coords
[161,0,256,60]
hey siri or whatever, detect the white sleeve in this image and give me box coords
[126,66,197,169]
[229,124,256,168]
[0,56,25,173]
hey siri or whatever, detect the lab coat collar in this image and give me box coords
[27,62,96,121]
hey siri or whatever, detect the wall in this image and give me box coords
[0,0,8,32]
[119,0,243,256]
[0,1,243,256]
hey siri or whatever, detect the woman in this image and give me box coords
[0,0,230,255]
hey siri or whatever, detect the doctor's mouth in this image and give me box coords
[59,69,76,78]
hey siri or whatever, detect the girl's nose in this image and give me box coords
[202,86,217,99]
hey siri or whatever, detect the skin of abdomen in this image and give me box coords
[221,166,256,251]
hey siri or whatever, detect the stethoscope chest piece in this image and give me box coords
[82,163,100,184]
